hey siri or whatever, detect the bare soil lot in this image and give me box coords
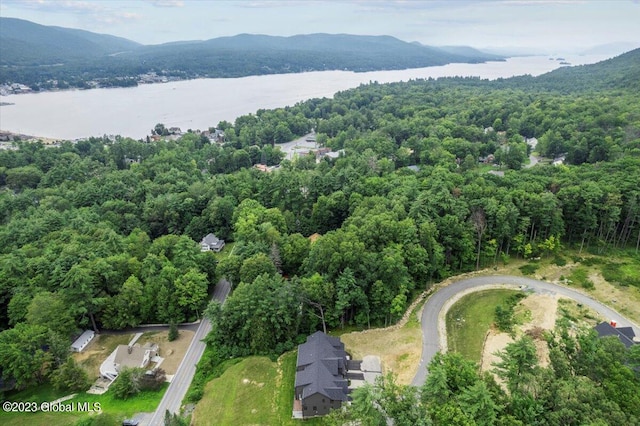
[137,330,195,375]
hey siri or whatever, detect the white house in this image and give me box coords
[71,330,95,353]
[200,233,225,252]
[100,343,159,381]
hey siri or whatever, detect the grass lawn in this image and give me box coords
[191,353,323,426]
[0,383,168,426]
[212,241,235,261]
[446,289,521,363]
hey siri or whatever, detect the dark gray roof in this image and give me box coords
[295,331,349,401]
[594,322,636,348]
[296,331,346,368]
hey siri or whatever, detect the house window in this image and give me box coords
[322,398,325,402]
[313,406,317,412]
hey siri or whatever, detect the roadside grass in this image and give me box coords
[73,383,168,419]
[568,267,595,290]
[0,383,168,426]
[601,260,640,288]
[446,289,522,363]
[557,298,603,327]
[191,354,322,426]
[508,248,640,325]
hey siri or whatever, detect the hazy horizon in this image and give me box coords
[1,0,639,55]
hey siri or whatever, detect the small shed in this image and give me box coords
[71,330,96,353]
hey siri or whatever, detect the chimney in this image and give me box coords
[610,320,617,328]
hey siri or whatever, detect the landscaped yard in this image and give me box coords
[446,289,521,363]
[191,352,323,426]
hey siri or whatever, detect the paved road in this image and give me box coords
[411,275,640,386]
[276,132,317,160]
[145,279,231,425]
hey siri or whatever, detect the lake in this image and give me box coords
[0,54,611,140]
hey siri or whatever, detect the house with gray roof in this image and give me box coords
[594,321,638,349]
[294,331,350,418]
[99,343,158,381]
[200,233,225,252]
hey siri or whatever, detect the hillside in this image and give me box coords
[505,48,640,92]
[0,18,503,89]
[0,17,140,66]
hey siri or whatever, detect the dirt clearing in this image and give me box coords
[73,334,133,379]
[137,330,195,375]
[481,293,559,373]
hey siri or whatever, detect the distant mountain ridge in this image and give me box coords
[0,17,140,65]
[0,18,504,89]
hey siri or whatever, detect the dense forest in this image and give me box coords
[0,18,502,90]
[0,49,639,409]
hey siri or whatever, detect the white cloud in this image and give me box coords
[2,0,140,27]
[145,0,185,7]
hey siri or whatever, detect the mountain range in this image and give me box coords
[0,17,504,89]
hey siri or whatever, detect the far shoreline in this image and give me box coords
[0,58,512,98]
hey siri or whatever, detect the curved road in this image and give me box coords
[411,275,640,386]
[145,279,231,425]
[526,154,540,168]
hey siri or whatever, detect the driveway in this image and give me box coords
[348,355,382,390]
[411,275,640,386]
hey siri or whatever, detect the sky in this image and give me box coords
[1,0,639,53]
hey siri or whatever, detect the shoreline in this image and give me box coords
[1,54,613,141]
[0,58,510,98]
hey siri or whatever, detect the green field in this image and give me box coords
[446,289,521,363]
[0,383,168,426]
[212,241,236,261]
[191,352,323,426]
